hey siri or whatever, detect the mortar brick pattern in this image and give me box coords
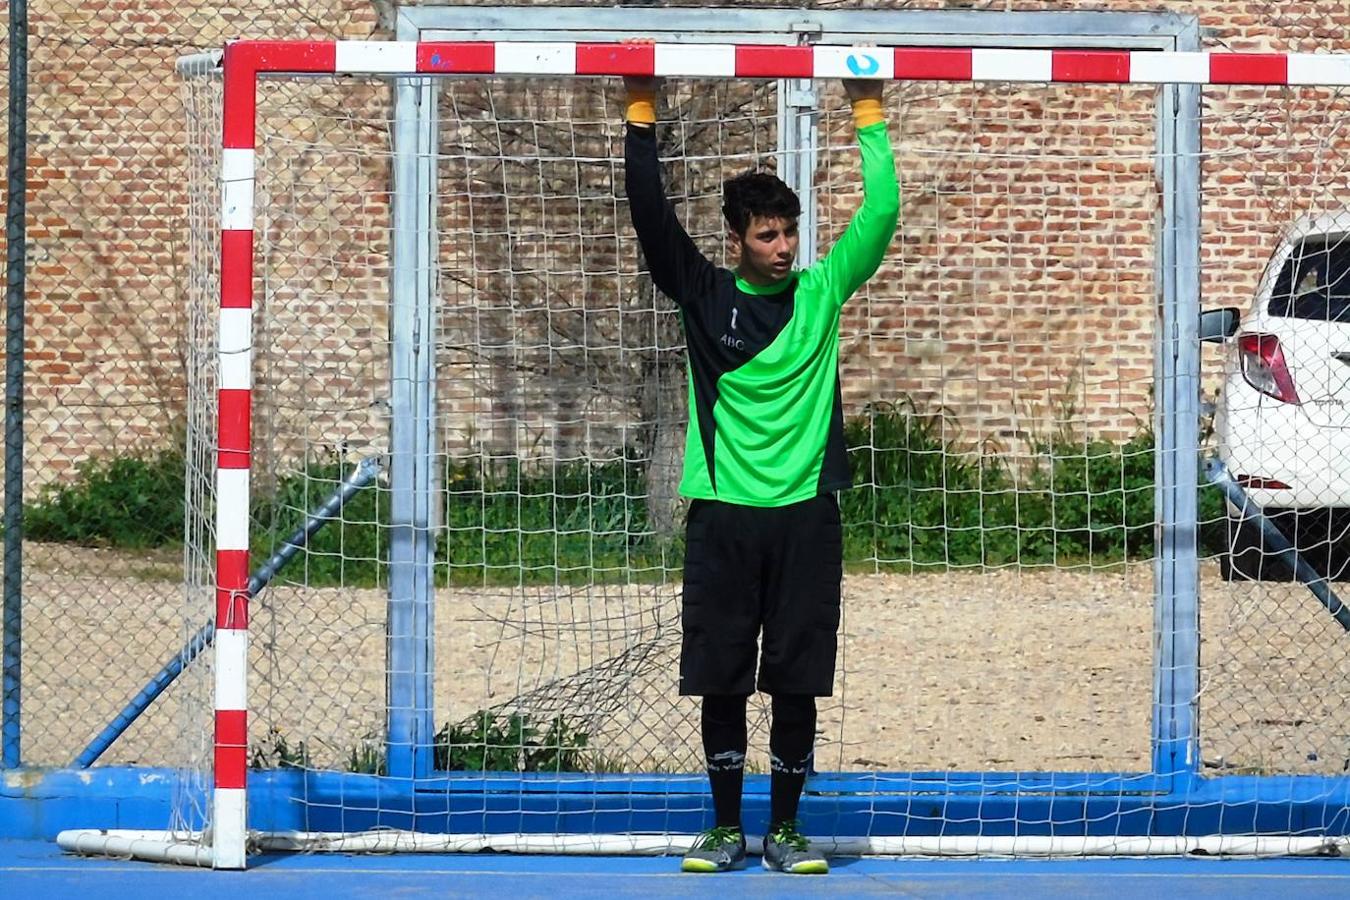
[2,1,1350,495]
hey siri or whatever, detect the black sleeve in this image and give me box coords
[624,124,718,309]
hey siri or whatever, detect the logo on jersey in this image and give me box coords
[720,307,746,350]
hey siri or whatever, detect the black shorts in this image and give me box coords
[679,494,843,697]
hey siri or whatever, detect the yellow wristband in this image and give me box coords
[626,92,656,125]
[851,97,884,128]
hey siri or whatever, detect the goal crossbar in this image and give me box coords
[221,40,1350,86]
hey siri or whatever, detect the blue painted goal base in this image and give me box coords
[6,767,1350,845]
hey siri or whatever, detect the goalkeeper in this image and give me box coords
[623,68,899,875]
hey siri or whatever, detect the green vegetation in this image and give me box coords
[434,710,589,773]
[249,727,311,770]
[345,734,387,776]
[21,402,1229,582]
[24,447,185,549]
[247,712,589,774]
[842,401,1227,569]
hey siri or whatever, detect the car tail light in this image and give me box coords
[1238,333,1301,405]
[1236,474,1292,490]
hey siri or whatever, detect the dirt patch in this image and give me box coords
[10,543,1348,777]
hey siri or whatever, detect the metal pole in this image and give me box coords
[72,457,382,767]
[3,0,30,770]
[1151,72,1202,783]
[387,71,439,780]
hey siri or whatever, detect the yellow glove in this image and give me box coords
[851,97,883,129]
[626,86,657,125]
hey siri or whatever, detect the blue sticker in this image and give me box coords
[846,54,880,77]
[429,53,443,68]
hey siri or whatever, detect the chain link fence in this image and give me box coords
[3,1,1350,786]
[1,0,385,768]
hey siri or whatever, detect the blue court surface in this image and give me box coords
[3,840,1348,898]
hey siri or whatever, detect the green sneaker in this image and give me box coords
[681,826,747,873]
[762,820,828,874]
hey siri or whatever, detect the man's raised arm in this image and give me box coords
[623,76,717,308]
[813,78,900,305]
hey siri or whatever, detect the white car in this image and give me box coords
[1211,213,1350,580]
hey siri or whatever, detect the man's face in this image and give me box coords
[731,215,800,286]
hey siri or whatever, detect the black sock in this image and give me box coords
[701,694,748,830]
[768,693,816,829]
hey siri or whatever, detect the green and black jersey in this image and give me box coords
[625,121,899,508]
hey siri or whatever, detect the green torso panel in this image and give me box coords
[625,121,899,507]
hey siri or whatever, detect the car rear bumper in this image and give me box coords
[1216,389,1350,509]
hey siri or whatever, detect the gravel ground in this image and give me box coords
[11,543,1350,777]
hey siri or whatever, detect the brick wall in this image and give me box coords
[838,82,1158,453]
[1,2,384,497]
[5,1,1350,494]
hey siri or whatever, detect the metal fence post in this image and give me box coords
[3,0,30,771]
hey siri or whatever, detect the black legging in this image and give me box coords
[701,694,748,828]
[701,693,816,830]
[768,693,816,827]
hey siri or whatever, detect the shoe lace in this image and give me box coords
[769,820,810,853]
[698,825,743,851]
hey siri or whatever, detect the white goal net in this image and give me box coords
[61,48,1349,866]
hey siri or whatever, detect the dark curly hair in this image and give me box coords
[721,171,801,238]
